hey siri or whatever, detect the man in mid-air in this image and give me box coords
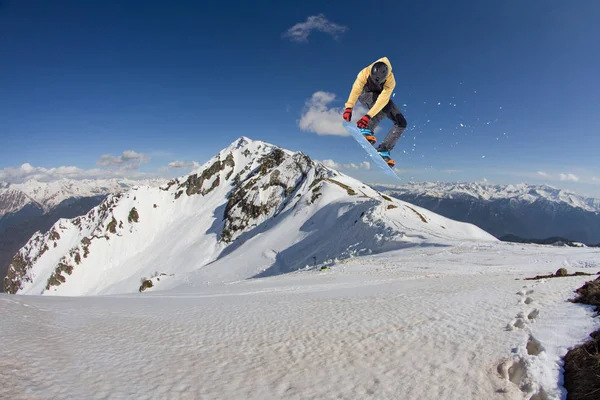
[342,57,407,168]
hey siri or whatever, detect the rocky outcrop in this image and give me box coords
[221,150,319,243]
[177,153,235,198]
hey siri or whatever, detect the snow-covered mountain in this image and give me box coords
[0,178,163,292]
[378,182,600,212]
[4,138,495,296]
[378,182,600,243]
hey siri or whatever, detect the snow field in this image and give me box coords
[2,242,599,400]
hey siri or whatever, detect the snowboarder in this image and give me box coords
[342,57,407,167]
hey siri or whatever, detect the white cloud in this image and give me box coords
[167,161,187,169]
[1,149,155,184]
[298,91,369,136]
[481,178,488,183]
[559,173,579,182]
[592,177,600,182]
[0,163,152,184]
[299,92,347,136]
[320,159,341,169]
[537,171,550,178]
[165,160,200,170]
[97,150,150,170]
[283,14,347,43]
[318,159,370,171]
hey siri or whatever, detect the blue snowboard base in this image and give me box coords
[343,122,401,180]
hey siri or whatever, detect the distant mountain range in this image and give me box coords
[0,179,162,290]
[0,178,167,216]
[378,182,600,244]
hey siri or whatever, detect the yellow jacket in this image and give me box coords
[345,57,396,118]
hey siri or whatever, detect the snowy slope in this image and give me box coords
[2,243,599,400]
[5,137,495,296]
[0,188,34,217]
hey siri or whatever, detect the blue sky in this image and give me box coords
[1,0,599,195]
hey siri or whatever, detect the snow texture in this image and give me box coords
[1,243,599,399]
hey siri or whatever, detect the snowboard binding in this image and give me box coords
[377,151,396,168]
[359,128,377,145]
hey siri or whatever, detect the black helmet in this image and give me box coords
[370,61,388,84]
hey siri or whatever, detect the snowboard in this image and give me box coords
[343,122,401,180]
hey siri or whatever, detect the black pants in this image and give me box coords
[358,91,407,152]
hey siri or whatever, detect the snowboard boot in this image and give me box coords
[377,151,396,168]
[359,128,377,146]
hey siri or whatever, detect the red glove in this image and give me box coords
[342,107,352,122]
[357,115,371,129]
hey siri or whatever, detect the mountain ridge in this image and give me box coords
[376,182,600,213]
[4,138,495,296]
